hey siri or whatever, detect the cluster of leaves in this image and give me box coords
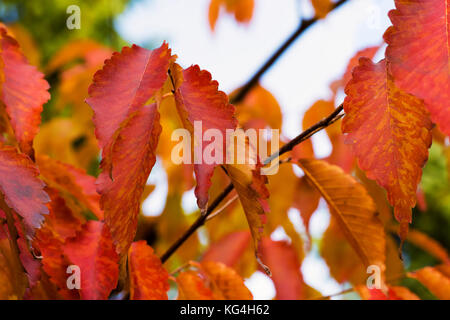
[0,0,449,300]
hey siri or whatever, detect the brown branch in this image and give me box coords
[229,0,350,105]
[160,104,344,263]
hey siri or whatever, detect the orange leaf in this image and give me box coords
[177,270,215,300]
[128,241,169,300]
[342,58,433,239]
[408,265,450,300]
[233,84,282,130]
[311,0,333,18]
[0,234,28,299]
[260,238,305,300]
[0,146,49,234]
[0,27,50,156]
[298,158,385,268]
[63,221,119,300]
[321,219,367,285]
[384,0,450,136]
[225,140,269,273]
[46,39,111,73]
[171,63,237,211]
[209,0,254,31]
[201,261,253,300]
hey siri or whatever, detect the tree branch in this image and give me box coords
[160,104,344,263]
[230,0,350,105]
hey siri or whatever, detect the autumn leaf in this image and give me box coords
[408,265,450,300]
[36,154,103,220]
[266,163,305,258]
[260,238,306,300]
[202,231,251,267]
[357,286,419,300]
[342,58,433,239]
[171,63,237,211]
[232,84,282,130]
[298,158,385,268]
[46,39,111,74]
[34,189,85,299]
[0,146,49,234]
[63,221,119,300]
[0,27,50,157]
[86,43,171,155]
[177,270,215,300]
[0,233,28,299]
[98,105,161,256]
[293,176,320,238]
[128,241,169,300]
[321,219,367,285]
[177,261,252,300]
[225,137,270,274]
[384,0,450,136]
[331,45,380,95]
[201,261,253,300]
[300,100,335,159]
[4,24,40,67]
[209,0,254,31]
[87,44,170,255]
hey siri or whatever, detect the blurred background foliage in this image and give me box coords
[0,0,130,63]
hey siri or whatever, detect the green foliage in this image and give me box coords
[0,0,130,63]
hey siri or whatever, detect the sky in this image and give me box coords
[115,0,395,299]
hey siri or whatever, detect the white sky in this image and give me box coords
[116,0,395,299]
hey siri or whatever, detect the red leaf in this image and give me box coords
[87,44,169,255]
[0,27,50,156]
[97,104,161,255]
[86,43,171,153]
[128,241,169,300]
[34,189,85,299]
[384,0,450,136]
[172,64,237,211]
[0,146,49,233]
[63,221,119,300]
[36,154,103,220]
[260,238,305,300]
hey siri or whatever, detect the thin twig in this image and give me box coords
[160,105,344,263]
[206,193,239,222]
[229,0,350,105]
